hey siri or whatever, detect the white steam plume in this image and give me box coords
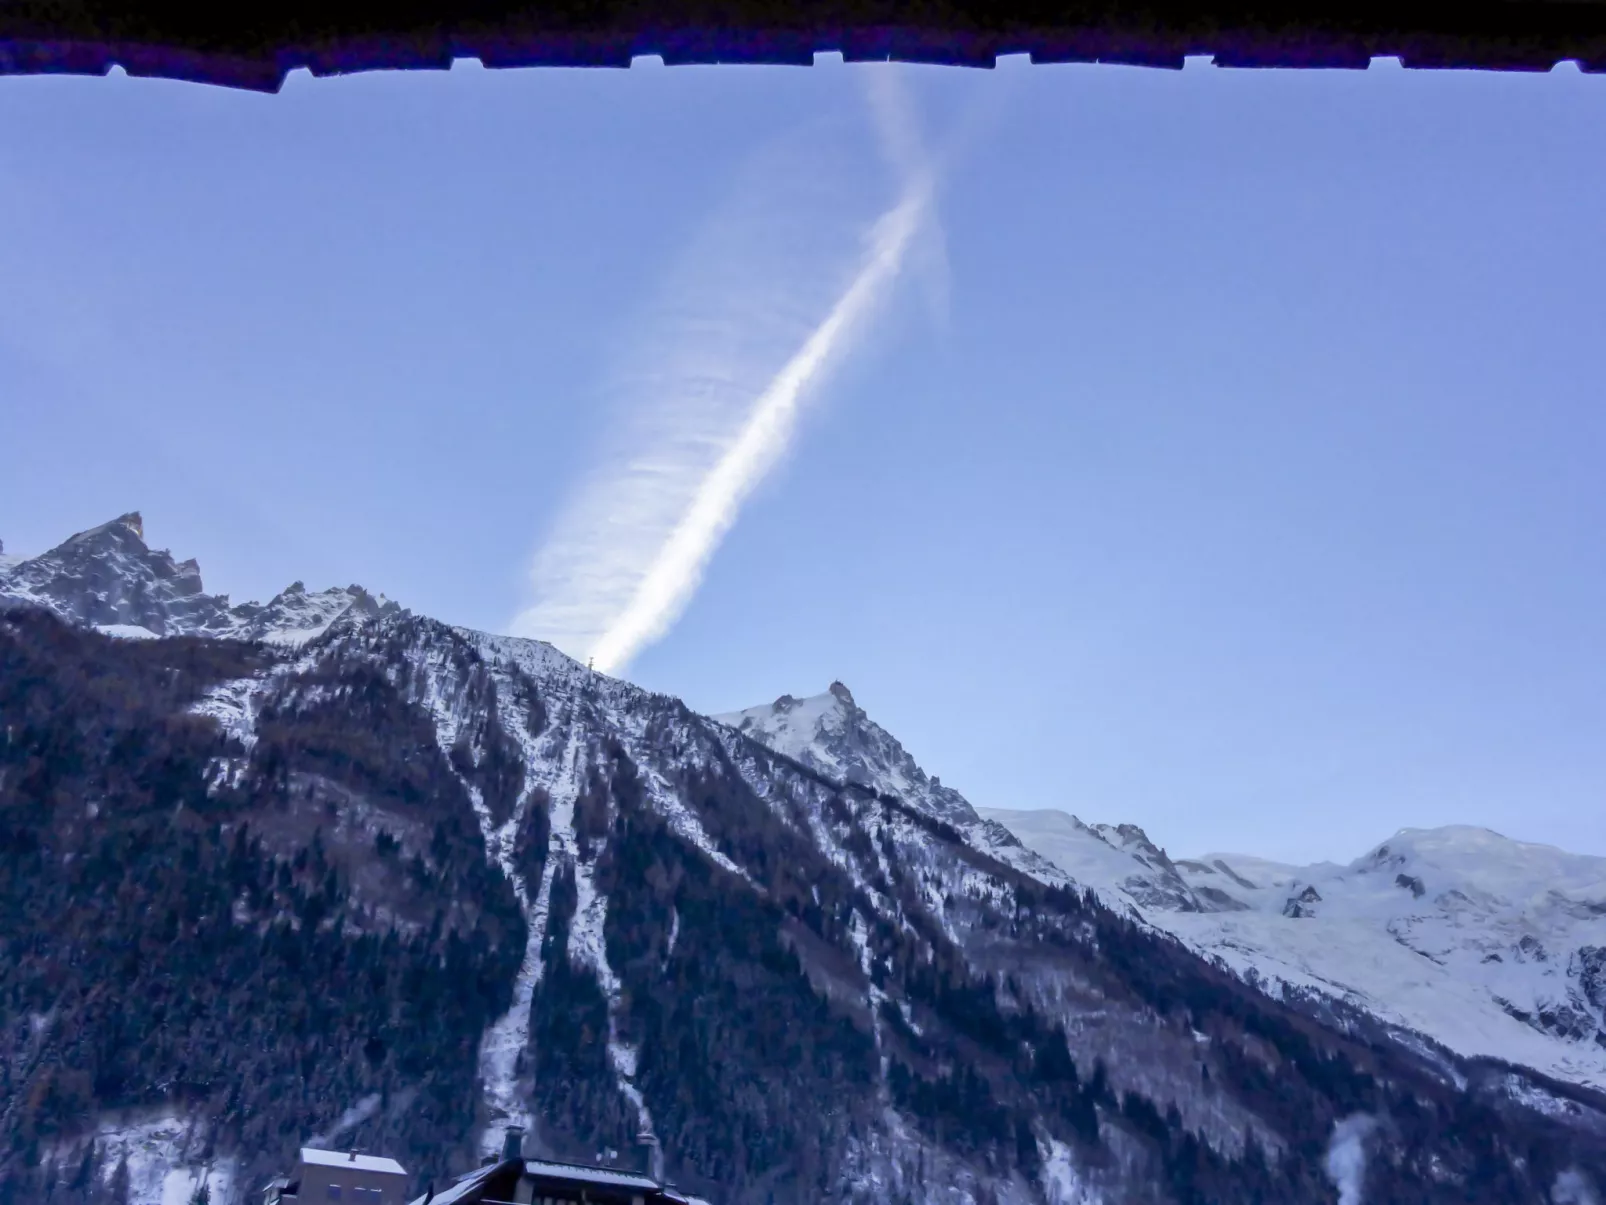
[511,67,941,673]
[1323,1114,1378,1205]
[305,1093,383,1148]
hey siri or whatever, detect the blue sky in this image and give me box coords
[3,56,1603,863]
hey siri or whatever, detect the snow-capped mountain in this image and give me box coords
[1172,828,1606,1089]
[0,512,396,644]
[981,807,1606,1095]
[715,684,978,824]
[713,686,1080,893]
[5,514,1606,1205]
[721,689,1606,1092]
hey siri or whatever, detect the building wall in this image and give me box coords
[295,1160,408,1205]
[516,1176,647,1205]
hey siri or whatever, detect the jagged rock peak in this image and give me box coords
[67,511,144,545]
[1,512,400,648]
[716,684,978,824]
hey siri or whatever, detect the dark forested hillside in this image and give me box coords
[5,516,1606,1205]
[0,610,524,1203]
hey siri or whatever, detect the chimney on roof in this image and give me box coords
[637,1131,663,1184]
[501,1127,525,1164]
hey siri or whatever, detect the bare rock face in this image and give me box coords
[1396,873,1427,898]
[0,512,398,644]
[1579,948,1606,1013]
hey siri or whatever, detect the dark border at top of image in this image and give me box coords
[2,0,1604,93]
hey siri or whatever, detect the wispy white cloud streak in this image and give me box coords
[586,179,933,672]
[511,68,941,673]
[863,66,950,331]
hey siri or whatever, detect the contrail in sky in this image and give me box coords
[586,176,933,673]
[511,66,943,673]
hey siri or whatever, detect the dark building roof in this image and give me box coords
[2,0,1604,92]
[522,1160,660,1194]
[406,1157,709,1205]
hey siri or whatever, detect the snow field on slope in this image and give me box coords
[714,692,851,779]
[1171,826,1606,1090]
[987,804,1606,1093]
[1163,906,1606,1081]
[396,634,654,1153]
[41,1115,239,1205]
[467,667,583,1149]
[1039,1138,1104,1205]
[461,633,669,1146]
[189,642,334,757]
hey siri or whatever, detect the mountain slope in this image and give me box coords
[4,517,1606,1205]
[975,810,1233,916]
[1169,828,1606,1090]
[713,688,1098,897]
[981,807,1606,1095]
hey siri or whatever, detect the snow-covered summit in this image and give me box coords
[0,512,399,645]
[715,686,1095,890]
[714,683,978,824]
[991,807,1606,1093]
[1179,826,1606,1063]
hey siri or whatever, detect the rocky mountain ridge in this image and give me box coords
[716,681,1606,1096]
[4,515,1605,1205]
[0,513,395,644]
